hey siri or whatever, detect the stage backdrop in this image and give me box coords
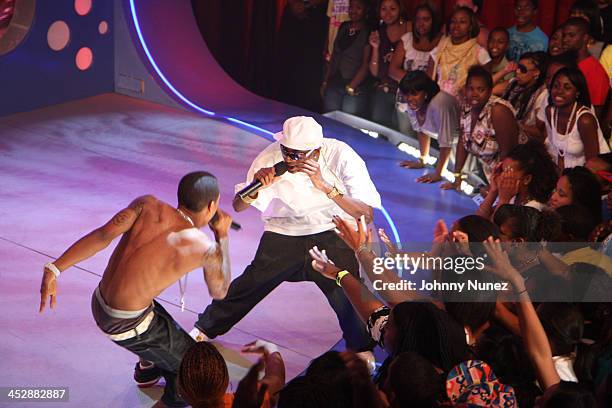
[0,0,114,117]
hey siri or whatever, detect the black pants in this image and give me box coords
[196,230,372,351]
[114,301,194,408]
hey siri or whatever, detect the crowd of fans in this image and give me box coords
[172,1,611,407]
[322,0,611,185]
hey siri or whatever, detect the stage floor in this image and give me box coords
[0,93,475,407]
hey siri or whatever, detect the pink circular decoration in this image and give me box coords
[98,20,108,35]
[75,47,93,71]
[74,0,92,16]
[47,21,70,51]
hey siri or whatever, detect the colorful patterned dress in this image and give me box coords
[461,95,516,180]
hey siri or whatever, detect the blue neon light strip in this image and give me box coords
[379,206,401,248]
[128,0,401,244]
[227,117,275,138]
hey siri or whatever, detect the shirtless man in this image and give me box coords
[39,171,232,408]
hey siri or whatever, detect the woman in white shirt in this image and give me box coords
[544,67,610,169]
[388,3,442,138]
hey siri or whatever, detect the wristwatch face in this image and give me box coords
[328,186,343,199]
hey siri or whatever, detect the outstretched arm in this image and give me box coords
[310,246,384,324]
[240,340,286,407]
[333,216,436,307]
[483,237,561,390]
[39,195,151,312]
[340,351,385,408]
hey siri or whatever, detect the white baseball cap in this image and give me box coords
[274,116,323,151]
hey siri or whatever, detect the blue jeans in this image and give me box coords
[114,301,194,407]
[196,231,373,351]
[370,87,397,129]
[324,79,369,117]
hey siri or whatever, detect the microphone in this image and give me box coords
[237,161,288,200]
[210,212,241,231]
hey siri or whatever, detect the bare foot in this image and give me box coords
[399,160,425,169]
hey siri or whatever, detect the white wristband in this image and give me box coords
[44,262,61,278]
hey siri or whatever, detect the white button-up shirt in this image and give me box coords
[235,138,382,236]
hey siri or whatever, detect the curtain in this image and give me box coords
[192,0,575,110]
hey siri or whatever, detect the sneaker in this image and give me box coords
[133,361,162,388]
[189,327,210,342]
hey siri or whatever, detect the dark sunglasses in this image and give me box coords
[517,64,529,73]
[280,145,314,161]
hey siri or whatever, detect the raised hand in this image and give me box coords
[242,340,279,356]
[333,215,370,252]
[451,230,472,256]
[309,246,341,280]
[378,228,398,256]
[232,359,268,408]
[482,236,521,284]
[369,31,380,49]
[432,219,449,244]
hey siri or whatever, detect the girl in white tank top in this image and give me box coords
[545,103,610,169]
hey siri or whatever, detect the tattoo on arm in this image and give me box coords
[202,244,223,272]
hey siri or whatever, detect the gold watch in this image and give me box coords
[327,185,344,199]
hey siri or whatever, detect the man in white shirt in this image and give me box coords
[191,116,382,352]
